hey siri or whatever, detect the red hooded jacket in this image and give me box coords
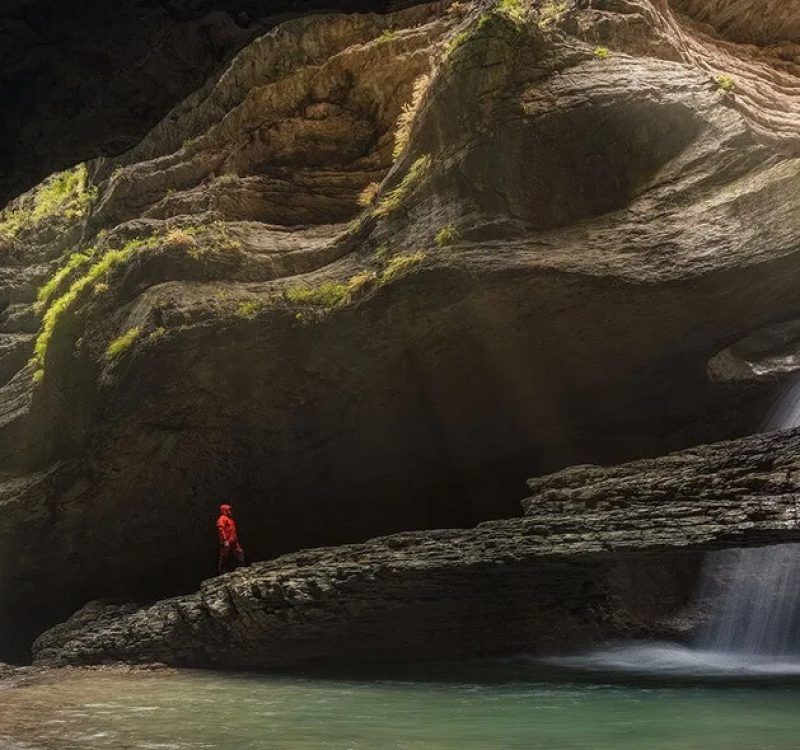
[216,504,239,547]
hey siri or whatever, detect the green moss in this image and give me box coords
[106,326,142,360]
[435,224,457,247]
[347,214,367,235]
[0,164,97,240]
[376,28,399,43]
[32,235,158,380]
[714,74,736,92]
[286,271,377,310]
[538,1,567,27]
[235,300,264,319]
[497,0,528,22]
[373,243,390,262]
[443,29,471,61]
[593,46,610,59]
[374,154,432,217]
[148,326,167,341]
[35,247,97,312]
[381,250,426,282]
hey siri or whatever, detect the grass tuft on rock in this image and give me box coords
[381,250,426,282]
[0,165,97,240]
[374,155,432,217]
[593,46,610,59]
[106,327,142,360]
[538,1,567,28]
[714,74,736,92]
[287,271,378,310]
[236,300,264,319]
[31,236,158,381]
[35,248,97,312]
[393,74,432,161]
[443,29,471,61]
[376,28,399,44]
[358,182,381,208]
[435,224,457,247]
[497,0,528,22]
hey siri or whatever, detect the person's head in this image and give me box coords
[220,503,232,517]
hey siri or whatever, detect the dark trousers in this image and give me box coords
[218,543,245,575]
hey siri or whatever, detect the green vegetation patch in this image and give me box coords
[443,29,471,61]
[286,271,378,310]
[376,28,399,44]
[381,250,426,282]
[358,182,381,208]
[714,74,736,92]
[32,236,158,381]
[393,74,432,161]
[538,1,567,28]
[0,165,97,240]
[106,326,142,360]
[374,154,432,217]
[593,46,610,59]
[31,223,242,383]
[497,0,528,23]
[435,224,457,247]
[235,300,264,319]
[35,248,97,312]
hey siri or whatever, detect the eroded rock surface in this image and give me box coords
[2,0,800,656]
[0,0,429,208]
[33,425,800,668]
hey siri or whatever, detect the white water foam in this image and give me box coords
[546,375,800,678]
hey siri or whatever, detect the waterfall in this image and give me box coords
[694,377,800,656]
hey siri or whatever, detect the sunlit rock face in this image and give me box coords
[0,0,424,208]
[1,0,800,657]
[670,0,800,47]
[707,320,800,385]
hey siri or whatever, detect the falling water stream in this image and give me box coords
[694,378,800,657]
[548,375,800,678]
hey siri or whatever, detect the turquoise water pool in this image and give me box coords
[3,657,800,749]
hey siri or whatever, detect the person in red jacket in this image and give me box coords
[216,503,245,575]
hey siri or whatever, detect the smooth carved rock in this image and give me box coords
[0,0,428,209]
[707,319,800,384]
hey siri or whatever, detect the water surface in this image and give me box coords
[4,664,800,750]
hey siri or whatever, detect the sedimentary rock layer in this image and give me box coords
[0,0,427,207]
[33,426,800,668]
